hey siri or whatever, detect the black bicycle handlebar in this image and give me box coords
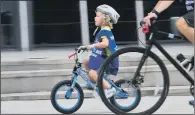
[139,18,183,39]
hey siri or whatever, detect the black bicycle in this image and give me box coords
[97,19,194,115]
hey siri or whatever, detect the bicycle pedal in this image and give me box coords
[176,53,192,72]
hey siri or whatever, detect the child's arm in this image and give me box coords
[87,37,109,50]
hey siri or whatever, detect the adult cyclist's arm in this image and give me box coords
[144,0,175,26]
[153,0,175,13]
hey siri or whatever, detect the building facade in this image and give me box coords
[1,0,188,51]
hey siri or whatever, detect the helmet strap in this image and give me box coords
[93,27,99,36]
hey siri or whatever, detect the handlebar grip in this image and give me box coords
[142,27,149,34]
[68,52,76,59]
[77,47,87,53]
[140,17,157,34]
[140,21,146,27]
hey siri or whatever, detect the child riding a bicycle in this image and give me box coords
[78,4,120,98]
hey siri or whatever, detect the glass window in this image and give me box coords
[33,0,81,46]
[1,1,15,49]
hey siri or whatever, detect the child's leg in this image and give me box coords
[83,57,94,90]
[88,69,111,89]
[83,58,89,70]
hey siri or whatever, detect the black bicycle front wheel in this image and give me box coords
[110,79,141,112]
[97,47,170,115]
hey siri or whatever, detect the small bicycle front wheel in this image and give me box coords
[97,47,170,115]
[50,80,84,114]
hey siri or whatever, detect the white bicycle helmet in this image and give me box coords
[96,4,120,24]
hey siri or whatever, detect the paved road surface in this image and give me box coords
[1,96,194,114]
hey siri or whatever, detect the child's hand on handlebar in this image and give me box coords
[78,44,95,52]
[77,44,97,54]
[78,45,87,50]
[86,44,95,50]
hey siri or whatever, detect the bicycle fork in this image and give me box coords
[133,33,154,85]
[65,74,78,99]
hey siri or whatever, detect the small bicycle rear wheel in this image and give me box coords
[110,79,141,112]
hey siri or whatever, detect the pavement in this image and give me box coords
[1,96,194,114]
[1,85,193,101]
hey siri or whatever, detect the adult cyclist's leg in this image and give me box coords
[176,10,194,106]
[176,10,194,44]
[177,10,194,70]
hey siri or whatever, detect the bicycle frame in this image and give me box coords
[68,49,97,90]
[153,39,194,85]
[70,67,97,89]
[68,49,129,91]
[71,67,122,91]
[134,27,194,85]
[69,49,123,92]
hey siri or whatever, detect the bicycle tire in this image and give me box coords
[110,79,141,112]
[50,80,84,114]
[97,47,170,115]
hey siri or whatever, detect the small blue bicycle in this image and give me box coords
[50,47,141,114]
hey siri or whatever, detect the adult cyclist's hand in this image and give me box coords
[143,12,158,27]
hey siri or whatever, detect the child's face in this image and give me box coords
[95,11,105,26]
